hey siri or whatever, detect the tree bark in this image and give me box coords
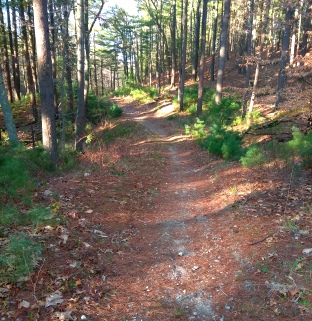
[0,68,19,146]
[192,0,201,81]
[170,0,177,88]
[248,0,271,124]
[301,0,312,56]
[210,0,219,83]
[197,0,208,117]
[0,1,13,102]
[48,0,58,113]
[215,0,231,105]
[6,0,18,100]
[62,3,75,124]
[12,2,21,99]
[179,0,188,112]
[33,0,58,168]
[275,4,294,108]
[27,4,39,94]
[75,0,85,152]
[20,1,37,121]
[242,0,254,118]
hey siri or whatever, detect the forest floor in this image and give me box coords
[1,54,312,320]
[1,90,312,321]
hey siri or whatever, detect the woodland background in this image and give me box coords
[0,0,312,319]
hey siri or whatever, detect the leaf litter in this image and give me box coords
[1,94,312,320]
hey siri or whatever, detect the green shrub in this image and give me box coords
[58,146,78,171]
[202,97,241,127]
[129,86,158,103]
[108,103,123,118]
[0,207,21,227]
[113,86,132,97]
[0,206,52,229]
[0,236,43,283]
[26,206,52,230]
[185,118,206,140]
[202,124,243,160]
[240,145,266,168]
[86,93,115,123]
[0,150,33,202]
[180,88,243,160]
[288,128,312,168]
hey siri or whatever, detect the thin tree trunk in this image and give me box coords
[192,0,201,81]
[20,1,38,121]
[210,0,219,83]
[0,68,19,146]
[302,0,312,56]
[12,2,21,99]
[75,0,85,152]
[290,6,299,66]
[27,4,38,93]
[248,0,271,124]
[197,0,208,117]
[101,58,104,94]
[170,0,177,88]
[179,0,188,112]
[215,0,231,105]
[33,0,58,168]
[242,0,254,118]
[275,4,294,108]
[0,2,13,102]
[84,0,90,118]
[93,36,98,96]
[48,0,58,113]
[6,0,17,100]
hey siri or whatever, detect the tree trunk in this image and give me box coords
[179,0,188,112]
[6,0,17,100]
[215,0,231,105]
[12,2,21,99]
[197,0,208,117]
[93,36,99,96]
[0,2,13,102]
[248,0,271,124]
[242,0,254,118]
[275,4,294,108]
[210,0,219,83]
[75,0,85,152]
[192,0,201,81]
[62,4,75,124]
[48,0,58,113]
[301,0,312,56]
[27,4,39,94]
[0,68,19,146]
[170,0,177,88]
[20,1,38,121]
[33,0,58,168]
[84,0,90,119]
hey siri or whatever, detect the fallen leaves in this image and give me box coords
[45,291,64,307]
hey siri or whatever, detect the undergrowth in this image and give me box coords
[0,146,55,284]
[87,91,123,123]
[102,121,139,145]
[182,87,243,160]
[0,235,43,283]
[241,127,312,169]
[180,87,312,166]
[113,82,158,103]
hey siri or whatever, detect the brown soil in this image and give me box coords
[1,95,312,320]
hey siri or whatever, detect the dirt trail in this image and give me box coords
[7,99,311,321]
[119,101,216,320]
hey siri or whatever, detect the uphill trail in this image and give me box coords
[10,98,311,321]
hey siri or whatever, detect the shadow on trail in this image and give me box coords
[82,102,311,321]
